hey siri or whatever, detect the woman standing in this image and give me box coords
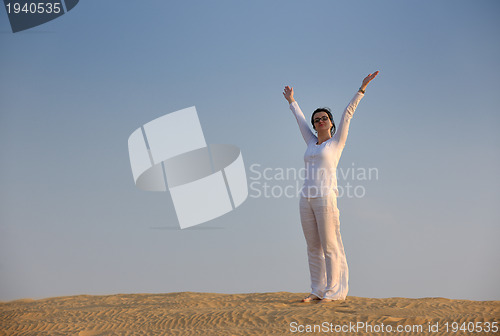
[283,71,379,303]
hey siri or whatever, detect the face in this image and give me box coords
[313,112,332,132]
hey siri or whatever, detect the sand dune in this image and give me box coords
[1,292,499,335]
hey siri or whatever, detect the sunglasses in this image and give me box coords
[313,116,330,123]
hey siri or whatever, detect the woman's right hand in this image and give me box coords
[283,86,295,104]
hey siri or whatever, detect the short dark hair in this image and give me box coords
[311,107,336,136]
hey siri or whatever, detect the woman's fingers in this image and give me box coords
[370,71,380,80]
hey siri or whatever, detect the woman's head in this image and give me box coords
[311,107,336,136]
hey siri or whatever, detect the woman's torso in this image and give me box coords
[301,137,343,198]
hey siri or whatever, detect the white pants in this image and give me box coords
[299,194,349,300]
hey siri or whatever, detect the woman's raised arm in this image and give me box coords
[333,71,379,150]
[283,85,316,144]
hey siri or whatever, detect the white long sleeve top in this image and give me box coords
[289,91,364,198]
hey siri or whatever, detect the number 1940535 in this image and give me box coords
[6,2,62,14]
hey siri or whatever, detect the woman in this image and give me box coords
[282,71,379,303]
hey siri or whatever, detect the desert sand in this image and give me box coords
[1,292,499,335]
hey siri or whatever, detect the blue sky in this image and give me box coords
[1,0,499,301]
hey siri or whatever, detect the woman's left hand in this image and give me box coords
[360,71,380,91]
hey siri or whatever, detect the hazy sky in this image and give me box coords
[1,0,499,302]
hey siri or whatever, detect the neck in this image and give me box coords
[316,131,332,144]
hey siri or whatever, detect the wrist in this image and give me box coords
[358,87,366,94]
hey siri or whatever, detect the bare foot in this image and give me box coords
[301,294,321,302]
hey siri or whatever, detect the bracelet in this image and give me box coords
[358,87,365,94]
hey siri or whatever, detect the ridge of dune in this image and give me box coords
[1,292,499,335]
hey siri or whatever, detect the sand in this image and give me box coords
[1,292,499,335]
